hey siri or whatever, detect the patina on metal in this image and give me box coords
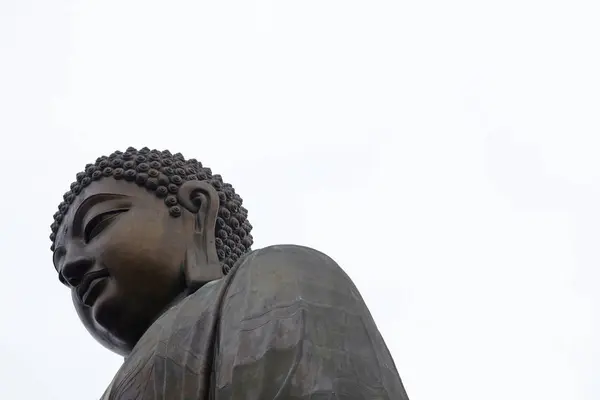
[50,147,410,399]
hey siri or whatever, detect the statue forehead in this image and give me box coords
[54,179,161,246]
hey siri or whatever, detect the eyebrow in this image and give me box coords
[71,193,128,237]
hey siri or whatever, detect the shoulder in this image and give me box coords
[225,244,361,303]
[239,244,343,269]
[233,244,349,281]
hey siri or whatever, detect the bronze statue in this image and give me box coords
[50,147,410,399]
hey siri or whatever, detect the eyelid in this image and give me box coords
[81,201,131,232]
[71,195,130,237]
[83,208,129,242]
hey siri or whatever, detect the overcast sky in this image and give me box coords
[0,1,598,399]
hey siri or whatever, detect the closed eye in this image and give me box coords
[84,209,128,243]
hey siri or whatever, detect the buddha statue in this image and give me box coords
[50,147,410,399]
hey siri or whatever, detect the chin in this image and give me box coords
[73,288,131,356]
[91,292,117,327]
[92,289,153,352]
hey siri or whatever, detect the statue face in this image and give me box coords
[52,178,196,355]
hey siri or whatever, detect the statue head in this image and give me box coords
[50,147,253,355]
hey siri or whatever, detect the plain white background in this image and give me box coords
[0,1,598,399]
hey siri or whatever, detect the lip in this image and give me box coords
[76,269,110,306]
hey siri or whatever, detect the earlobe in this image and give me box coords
[177,180,223,291]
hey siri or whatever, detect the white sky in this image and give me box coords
[0,1,598,399]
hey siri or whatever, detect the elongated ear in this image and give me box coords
[177,180,223,290]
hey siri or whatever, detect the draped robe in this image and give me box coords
[101,245,410,399]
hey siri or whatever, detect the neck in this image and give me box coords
[150,278,215,327]
[123,272,221,359]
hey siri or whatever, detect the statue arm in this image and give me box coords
[215,244,410,399]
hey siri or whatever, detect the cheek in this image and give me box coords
[99,210,189,294]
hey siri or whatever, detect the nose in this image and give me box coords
[61,250,95,288]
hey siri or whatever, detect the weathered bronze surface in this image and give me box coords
[51,147,410,399]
